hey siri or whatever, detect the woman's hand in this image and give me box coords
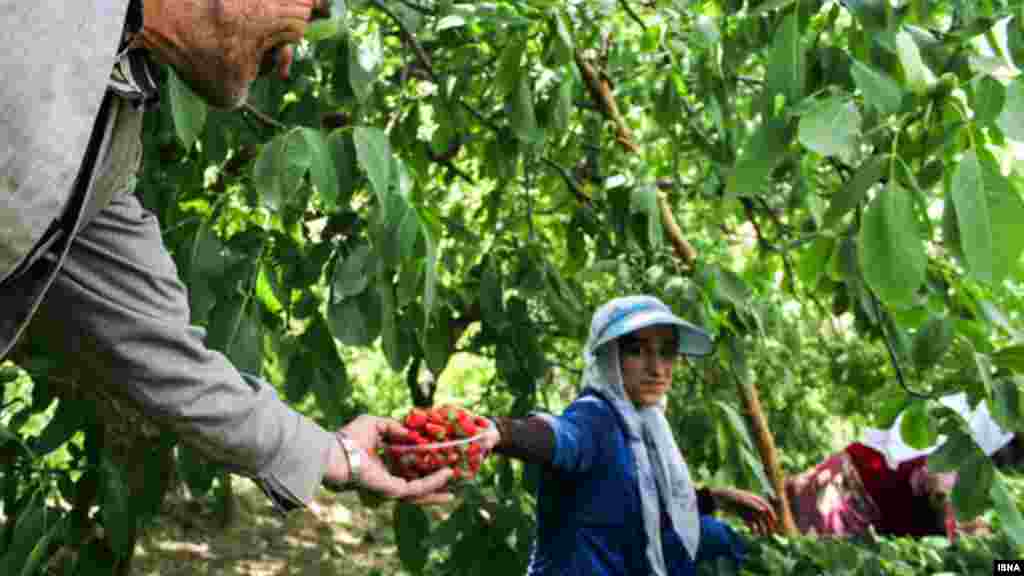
[708,487,778,535]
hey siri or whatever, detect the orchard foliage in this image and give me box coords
[4,0,1024,573]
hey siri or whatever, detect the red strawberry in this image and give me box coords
[452,467,463,479]
[425,422,447,441]
[447,449,459,465]
[409,432,428,445]
[474,416,489,429]
[467,442,481,457]
[455,416,478,438]
[404,408,428,430]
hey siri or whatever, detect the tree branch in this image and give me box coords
[242,102,286,131]
[574,50,698,267]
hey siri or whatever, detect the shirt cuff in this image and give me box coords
[254,412,335,514]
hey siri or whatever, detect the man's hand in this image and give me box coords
[709,487,778,536]
[327,415,454,504]
[138,0,330,107]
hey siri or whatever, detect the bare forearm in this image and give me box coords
[490,416,556,464]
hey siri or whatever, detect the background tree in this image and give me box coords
[4,0,1024,573]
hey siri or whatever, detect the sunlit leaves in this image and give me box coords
[764,12,805,109]
[899,401,937,449]
[851,59,904,115]
[333,244,373,299]
[973,76,1006,127]
[726,117,789,198]
[952,151,994,283]
[798,97,861,159]
[348,29,382,103]
[990,472,1024,548]
[894,29,937,95]
[510,75,542,144]
[630,183,662,250]
[859,183,927,306]
[997,78,1024,140]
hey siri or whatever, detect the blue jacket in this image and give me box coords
[527,391,746,575]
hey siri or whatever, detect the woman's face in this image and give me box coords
[618,325,678,407]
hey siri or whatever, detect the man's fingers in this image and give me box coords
[401,468,454,498]
[408,492,455,506]
[276,46,295,80]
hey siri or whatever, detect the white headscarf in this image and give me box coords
[582,296,713,573]
[860,392,1015,470]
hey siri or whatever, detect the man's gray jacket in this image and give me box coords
[0,1,335,510]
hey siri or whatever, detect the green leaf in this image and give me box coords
[207,295,263,374]
[952,151,994,283]
[418,208,442,327]
[952,450,994,520]
[993,345,1024,374]
[308,318,350,427]
[911,316,955,371]
[378,262,404,372]
[423,312,452,375]
[100,456,136,556]
[333,244,372,299]
[353,126,394,210]
[510,75,542,144]
[0,494,48,575]
[899,401,938,449]
[765,13,805,108]
[631,183,663,250]
[997,78,1024,140]
[253,130,313,211]
[894,28,938,95]
[328,297,371,346]
[823,155,886,229]
[167,67,208,150]
[394,502,431,572]
[550,74,574,136]
[328,131,357,208]
[300,128,341,209]
[859,182,927,306]
[798,97,861,158]
[547,12,573,67]
[928,430,979,473]
[991,377,1024,434]
[655,74,682,128]
[973,76,1007,127]
[726,117,789,199]
[797,236,835,287]
[495,36,526,97]
[851,59,904,115]
[348,30,381,103]
[28,400,84,456]
[990,472,1024,548]
[986,170,1024,283]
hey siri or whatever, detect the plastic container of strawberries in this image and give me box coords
[383,407,493,482]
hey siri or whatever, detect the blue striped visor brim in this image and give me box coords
[592,309,714,357]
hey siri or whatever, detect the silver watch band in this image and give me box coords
[335,431,362,488]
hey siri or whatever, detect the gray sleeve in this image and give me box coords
[23,115,334,509]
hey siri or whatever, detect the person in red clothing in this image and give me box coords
[785,396,1014,540]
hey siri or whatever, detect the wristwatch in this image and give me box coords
[330,431,362,490]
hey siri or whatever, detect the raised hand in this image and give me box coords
[137,0,330,107]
